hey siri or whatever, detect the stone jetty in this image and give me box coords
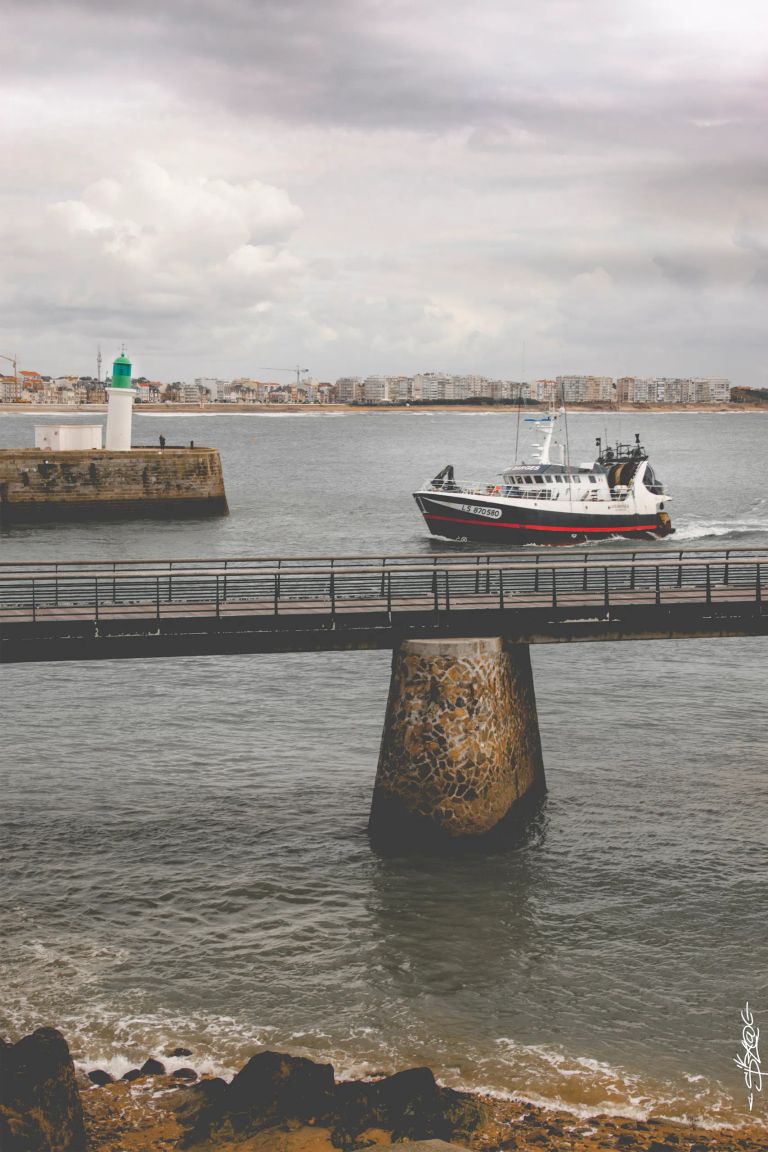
[0,446,228,521]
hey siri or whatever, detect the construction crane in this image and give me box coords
[251,365,310,390]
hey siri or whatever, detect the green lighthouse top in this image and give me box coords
[111,347,133,388]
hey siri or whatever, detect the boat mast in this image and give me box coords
[532,413,555,465]
[513,380,527,465]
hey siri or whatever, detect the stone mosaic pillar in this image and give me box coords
[369,637,545,842]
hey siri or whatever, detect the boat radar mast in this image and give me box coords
[524,407,565,467]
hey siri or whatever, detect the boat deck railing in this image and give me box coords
[422,480,629,502]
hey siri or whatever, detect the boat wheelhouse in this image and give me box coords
[413,410,673,545]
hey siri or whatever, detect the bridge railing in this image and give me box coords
[0,549,764,623]
[0,543,763,579]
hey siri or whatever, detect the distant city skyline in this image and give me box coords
[3,1,767,387]
[1,367,732,407]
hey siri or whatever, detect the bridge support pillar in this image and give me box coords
[369,637,545,844]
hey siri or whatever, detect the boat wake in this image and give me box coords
[673,519,768,542]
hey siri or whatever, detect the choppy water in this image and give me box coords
[1,410,767,1128]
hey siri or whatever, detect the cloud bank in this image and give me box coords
[3,0,767,383]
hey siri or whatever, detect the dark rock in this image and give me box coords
[226,1050,334,1128]
[648,1143,676,1152]
[171,1068,198,1081]
[168,1047,193,1058]
[616,1136,636,1147]
[331,1067,486,1146]
[0,1027,86,1152]
[86,1069,114,1087]
[330,1080,375,1146]
[177,1052,486,1149]
[121,1069,142,1082]
[179,1053,335,1146]
[173,1077,228,1127]
[140,1058,165,1076]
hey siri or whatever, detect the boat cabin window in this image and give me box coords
[524,476,533,484]
[588,475,596,483]
[534,476,544,484]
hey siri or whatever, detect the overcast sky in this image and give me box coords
[3,0,767,384]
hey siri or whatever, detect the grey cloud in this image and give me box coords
[3,0,768,384]
[7,0,761,141]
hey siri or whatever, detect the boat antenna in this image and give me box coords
[561,381,573,507]
[512,340,527,465]
[513,381,524,464]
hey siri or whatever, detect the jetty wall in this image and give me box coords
[370,637,546,843]
[0,447,228,521]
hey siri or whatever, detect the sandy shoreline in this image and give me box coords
[81,1068,767,1152]
[10,1024,763,1151]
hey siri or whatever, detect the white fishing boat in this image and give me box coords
[414,409,673,544]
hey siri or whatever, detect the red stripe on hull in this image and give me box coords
[424,513,658,534]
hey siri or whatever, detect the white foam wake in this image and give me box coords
[673,520,768,541]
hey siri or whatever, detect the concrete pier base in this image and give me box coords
[369,637,546,844]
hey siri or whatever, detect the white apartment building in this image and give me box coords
[409,374,430,401]
[530,379,558,403]
[489,380,529,401]
[409,373,452,401]
[195,377,231,401]
[333,371,729,407]
[556,376,587,403]
[695,378,728,403]
[178,381,204,403]
[556,375,615,403]
[362,375,391,402]
[617,377,637,403]
[336,377,363,402]
[0,376,22,402]
[387,376,413,402]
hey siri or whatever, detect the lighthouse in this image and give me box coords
[105,347,136,451]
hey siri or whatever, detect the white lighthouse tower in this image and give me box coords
[105,347,136,451]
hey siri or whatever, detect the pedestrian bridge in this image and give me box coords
[1,545,765,664]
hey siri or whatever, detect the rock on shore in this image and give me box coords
[0,1028,86,1152]
[175,1053,485,1148]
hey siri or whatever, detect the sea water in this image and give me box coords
[1,410,766,1127]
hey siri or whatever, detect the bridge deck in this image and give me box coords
[1,546,765,662]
